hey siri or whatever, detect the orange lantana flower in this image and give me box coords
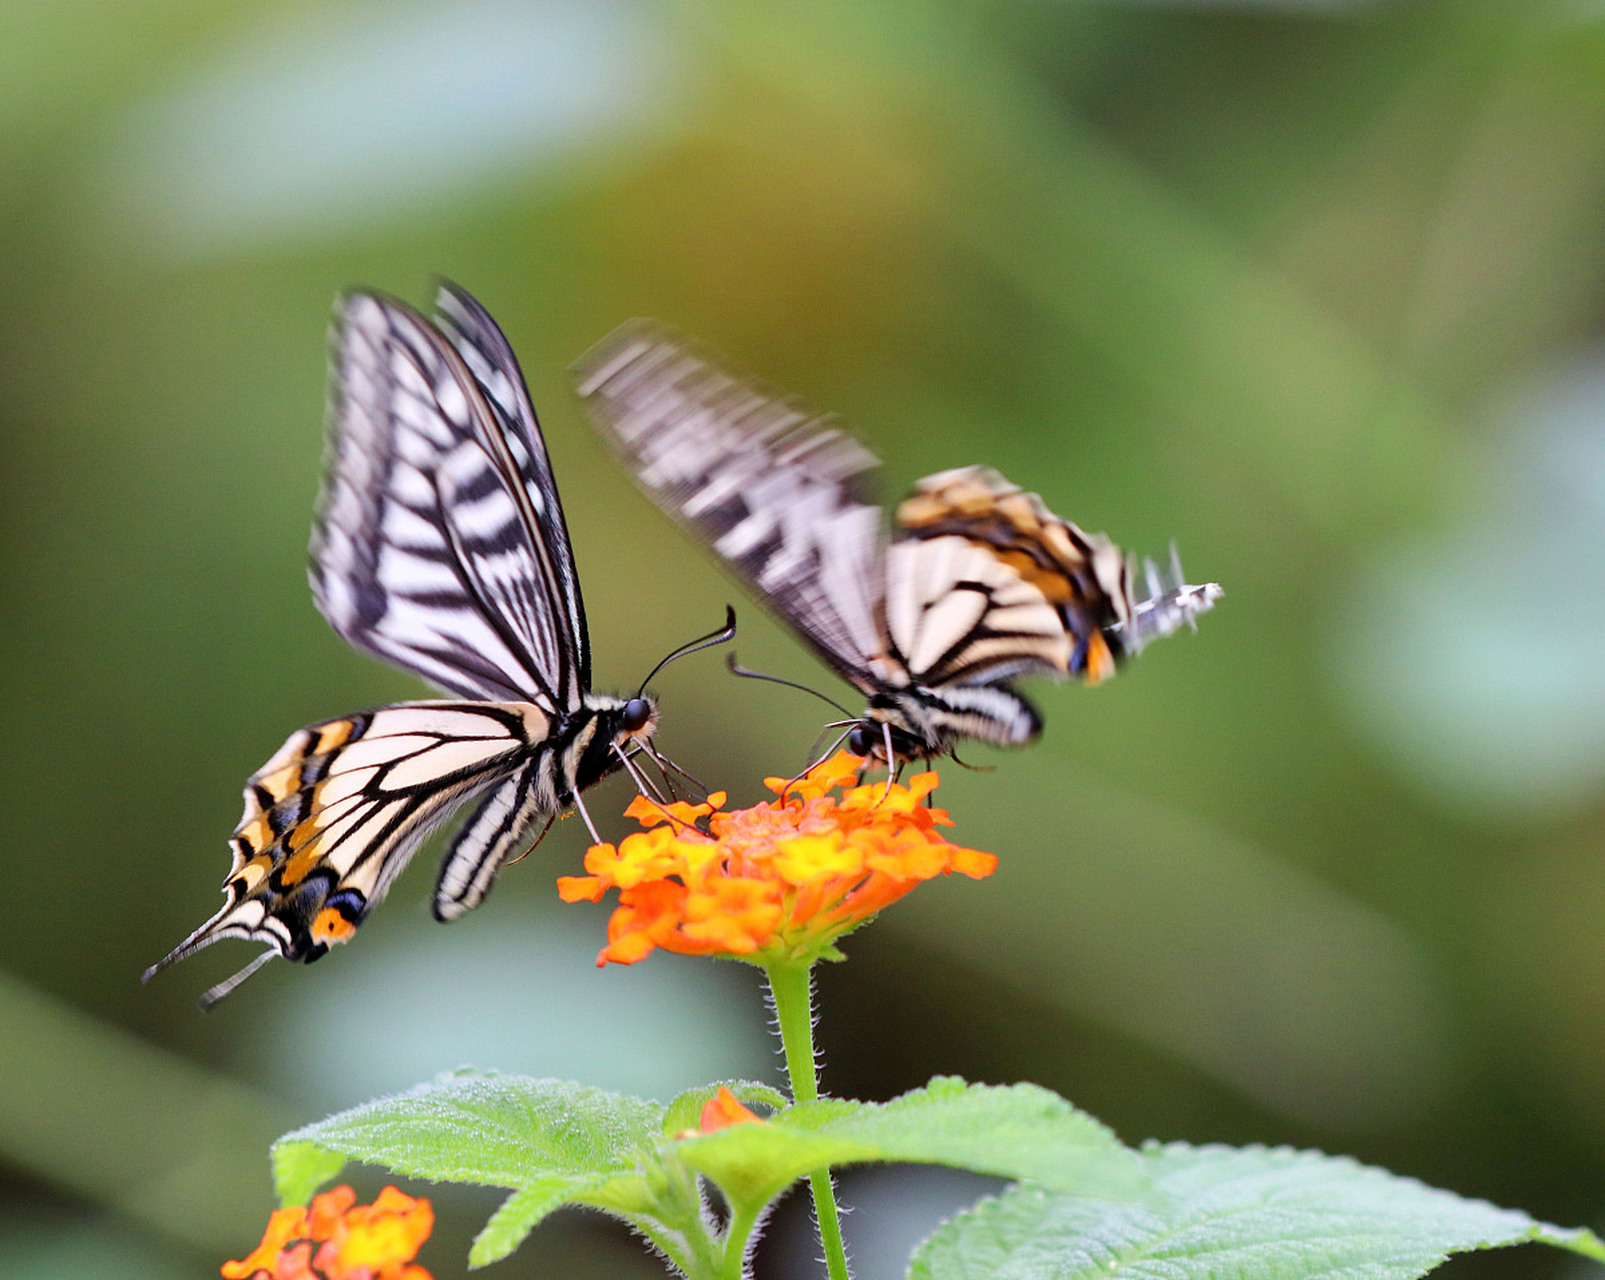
[699,1086,766,1132]
[558,753,996,966]
[222,1185,433,1280]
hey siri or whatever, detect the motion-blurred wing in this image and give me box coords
[897,466,1218,682]
[882,535,1071,688]
[573,322,886,689]
[146,702,542,1005]
[313,288,587,710]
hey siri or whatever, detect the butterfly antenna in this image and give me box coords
[637,605,737,697]
[727,654,855,718]
[198,949,276,1011]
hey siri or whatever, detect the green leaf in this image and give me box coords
[469,1178,586,1269]
[272,1141,350,1207]
[679,1077,1146,1212]
[791,1077,1145,1196]
[270,1070,663,1201]
[909,1142,1605,1279]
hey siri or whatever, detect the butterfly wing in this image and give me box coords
[898,465,1219,678]
[882,534,1073,689]
[573,322,891,692]
[576,326,1071,703]
[313,287,587,711]
[147,702,543,1004]
[897,466,1131,682]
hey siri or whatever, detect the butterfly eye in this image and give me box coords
[622,697,653,733]
[847,724,876,757]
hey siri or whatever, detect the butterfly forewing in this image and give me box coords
[315,290,576,708]
[433,283,590,699]
[574,323,888,687]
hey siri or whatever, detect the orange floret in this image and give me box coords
[558,753,996,967]
[699,1086,765,1132]
[223,1185,433,1280]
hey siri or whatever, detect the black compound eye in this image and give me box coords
[622,697,653,733]
[846,724,875,757]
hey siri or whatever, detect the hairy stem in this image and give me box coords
[766,960,850,1280]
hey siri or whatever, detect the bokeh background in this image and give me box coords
[5,1,1605,1276]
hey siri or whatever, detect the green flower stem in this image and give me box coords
[719,1200,766,1280]
[766,960,851,1280]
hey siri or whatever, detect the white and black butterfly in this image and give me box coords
[148,286,728,1006]
[573,323,1217,767]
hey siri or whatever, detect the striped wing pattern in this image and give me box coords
[898,465,1220,680]
[313,285,585,709]
[574,324,1072,758]
[573,323,887,686]
[157,704,539,1004]
[154,284,629,1004]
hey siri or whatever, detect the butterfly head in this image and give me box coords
[621,696,655,735]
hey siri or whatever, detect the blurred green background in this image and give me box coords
[6,1,1605,1276]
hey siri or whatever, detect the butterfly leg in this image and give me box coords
[877,721,898,806]
[570,788,605,846]
[503,813,557,868]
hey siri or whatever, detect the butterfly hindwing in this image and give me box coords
[898,465,1219,680]
[158,704,537,996]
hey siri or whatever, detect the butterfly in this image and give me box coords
[147,285,729,1007]
[573,322,1217,767]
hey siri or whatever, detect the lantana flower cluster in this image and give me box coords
[222,1185,433,1280]
[559,752,996,965]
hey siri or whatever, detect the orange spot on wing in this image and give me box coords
[255,760,305,804]
[314,719,355,755]
[1083,631,1117,685]
[312,907,356,946]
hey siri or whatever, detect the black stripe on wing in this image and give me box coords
[314,290,582,711]
[146,703,539,982]
[433,281,590,701]
[573,322,887,692]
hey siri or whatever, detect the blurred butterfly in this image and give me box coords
[573,322,1217,767]
[148,285,731,1007]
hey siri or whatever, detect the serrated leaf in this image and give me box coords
[469,1178,582,1268]
[679,1077,1145,1212]
[271,1071,663,1201]
[909,1142,1605,1279]
[791,1077,1145,1197]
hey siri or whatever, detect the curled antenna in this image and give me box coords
[637,605,738,696]
[727,653,854,718]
